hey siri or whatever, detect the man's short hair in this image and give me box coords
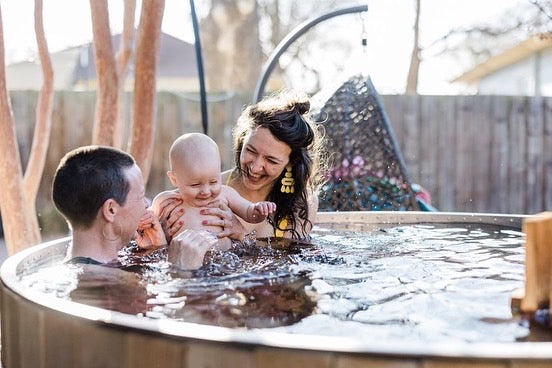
[52,146,135,229]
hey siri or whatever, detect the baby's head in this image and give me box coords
[167,133,223,206]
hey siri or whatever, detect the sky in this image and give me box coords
[0,0,526,95]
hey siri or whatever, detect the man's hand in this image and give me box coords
[135,209,167,250]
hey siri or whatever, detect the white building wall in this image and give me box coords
[539,47,552,96]
[477,47,552,96]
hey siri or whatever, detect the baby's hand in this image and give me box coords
[252,201,276,218]
[168,229,218,270]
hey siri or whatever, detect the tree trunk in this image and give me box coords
[200,0,262,92]
[406,0,421,95]
[114,0,136,149]
[23,0,54,207]
[0,4,41,254]
[90,0,119,146]
[128,0,164,182]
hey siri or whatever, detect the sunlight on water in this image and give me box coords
[21,223,539,343]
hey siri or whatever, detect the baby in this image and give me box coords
[152,133,276,251]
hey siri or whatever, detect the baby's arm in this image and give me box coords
[221,186,276,223]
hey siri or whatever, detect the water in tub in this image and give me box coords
[19,222,545,342]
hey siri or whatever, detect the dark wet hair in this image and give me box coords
[52,146,135,229]
[233,90,327,238]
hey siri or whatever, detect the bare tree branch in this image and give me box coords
[113,0,136,149]
[23,0,54,206]
[406,0,421,95]
[90,0,119,146]
[0,3,41,254]
[128,0,165,182]
[426,1,552,63]
[529,0,552,21]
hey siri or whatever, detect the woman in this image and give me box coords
[161,89,327,241]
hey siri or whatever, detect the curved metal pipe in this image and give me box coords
[189,0,208,134]
[252,5,368,103]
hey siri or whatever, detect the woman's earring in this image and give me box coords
[280,165,295,194]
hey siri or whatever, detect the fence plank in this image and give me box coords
[402,95,420,183]
[489,96,511,213]
[382,94,406,170]
[455,96,472,211]
[544,98,552,210]
[419,95,437,204]
[526,97,544,214]
[11,91,39,168]
[435,97,456,211]
[472,95,493,213]
[509,97,527,214]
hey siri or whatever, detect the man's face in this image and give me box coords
[117,164,148,243]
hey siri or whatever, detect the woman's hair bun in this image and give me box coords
[292,99,310,115]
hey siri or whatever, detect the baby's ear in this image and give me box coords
[167,171,178,187]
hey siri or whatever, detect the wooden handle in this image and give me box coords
[520,212,552,313]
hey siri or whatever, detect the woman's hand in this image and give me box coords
[155,196,186,241]
[168,230,217,270]
[135,209,166,250]
[201,199,247,241]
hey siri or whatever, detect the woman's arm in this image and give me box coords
[200,199,249,241]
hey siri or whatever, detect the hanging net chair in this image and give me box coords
[315,74,421,211]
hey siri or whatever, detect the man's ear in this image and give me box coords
[101,199,119,223]
[167,170,178,187]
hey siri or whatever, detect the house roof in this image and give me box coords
[6,47,81,89]
[453,34,552,84]
[74,32,198,81]
[7,32,198,90]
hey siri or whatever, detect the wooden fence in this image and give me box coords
[381,95,552,215]
[6,91,552,236]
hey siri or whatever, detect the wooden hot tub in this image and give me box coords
[2,211,551,368]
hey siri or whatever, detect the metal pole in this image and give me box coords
[252,5,368,103]
[189,0,208,134]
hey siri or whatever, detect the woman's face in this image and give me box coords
[239,127,291,193]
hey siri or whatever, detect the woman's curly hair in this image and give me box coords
[232,90,328,238]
